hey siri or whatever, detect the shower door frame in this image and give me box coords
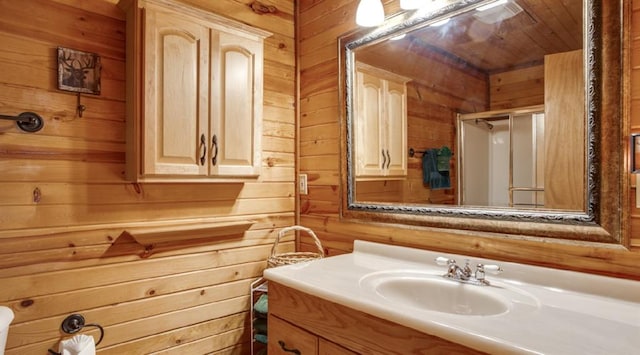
[456,105,545,208]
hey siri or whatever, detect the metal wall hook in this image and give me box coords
[47,314,104,355]
[0,112,44,132]
[77,93,86,118]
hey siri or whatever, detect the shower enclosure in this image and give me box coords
[457,106,545,208]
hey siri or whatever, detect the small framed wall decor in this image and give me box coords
[632,133,640,173]
[57,47,101,95]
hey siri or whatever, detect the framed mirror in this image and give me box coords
[340,0,624,243]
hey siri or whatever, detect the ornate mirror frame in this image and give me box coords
[339,0,626,244]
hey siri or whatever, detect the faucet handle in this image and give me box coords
[481,264,503,274]
[435,256,454,266]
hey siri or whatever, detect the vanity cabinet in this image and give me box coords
[268,282,483,354]
[354,63,409,179]
[119,0,270,182]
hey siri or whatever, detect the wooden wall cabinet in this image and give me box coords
[354,63,409,179]
[120,0,270,182]
[268,282,482,354]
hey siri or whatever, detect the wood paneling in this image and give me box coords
[489,65,544,110]
[0,0,294,353]
[630,0,640,248]
[298,0,640,280]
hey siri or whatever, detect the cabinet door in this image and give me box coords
[268,314,318,355]
[210,31,263,177]
[355,70,385,177]
[384,79,407,177]
[143,7,210,176]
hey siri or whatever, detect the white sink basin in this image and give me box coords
[359,270,537,316]
[360,271,506,315]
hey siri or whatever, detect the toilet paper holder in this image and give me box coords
[47,314,104,355]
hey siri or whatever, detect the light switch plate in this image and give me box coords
[299,174,308,195]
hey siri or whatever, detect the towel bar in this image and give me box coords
[0,112,44,132]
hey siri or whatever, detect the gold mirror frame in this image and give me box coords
[339,0,625,244]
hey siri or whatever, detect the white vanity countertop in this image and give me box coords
[263,240,640,355]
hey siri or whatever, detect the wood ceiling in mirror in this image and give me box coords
[357,0,583,74]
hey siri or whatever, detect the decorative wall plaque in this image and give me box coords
[57,47,101,95]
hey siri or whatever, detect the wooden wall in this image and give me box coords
[298,0,640,277]
[489,65,544,110]
[632,0,640,248]
[0,0,295,353]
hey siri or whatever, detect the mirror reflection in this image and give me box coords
[350,0,585,212]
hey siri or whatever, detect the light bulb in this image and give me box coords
[356,0,385,27]
[400,0,423,10]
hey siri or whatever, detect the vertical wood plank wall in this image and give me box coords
[631,1,640,247]
[0,0,294,353]
[298,0,640,277]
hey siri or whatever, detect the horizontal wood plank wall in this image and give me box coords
[298,0,640,279]
[489,65,544,110]
[0,0,295,353]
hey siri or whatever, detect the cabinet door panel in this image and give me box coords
[385,80,407,176]
[144,9,209,176]
[211,32,263,177]
[355,71,384,176]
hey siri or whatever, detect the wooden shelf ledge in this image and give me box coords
[122,219,255,245]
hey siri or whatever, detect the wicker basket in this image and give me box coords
[267,225,324,268]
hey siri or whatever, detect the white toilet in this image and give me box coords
[0,306,13,355]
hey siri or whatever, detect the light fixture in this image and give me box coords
[356,0,385,27]
[476,0,508,12]
[400,0,423,10]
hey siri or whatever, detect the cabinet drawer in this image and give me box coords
[268,314,318,355]
[319,338,357,355]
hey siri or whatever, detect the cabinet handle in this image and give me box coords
[199,134,206,166]
[385,149,391,169]
[278,340,301,355]
[381,149,387,169]
[211,134,218,166]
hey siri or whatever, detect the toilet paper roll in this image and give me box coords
[58,334,95,355]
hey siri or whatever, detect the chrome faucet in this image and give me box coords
[435,257,503,286]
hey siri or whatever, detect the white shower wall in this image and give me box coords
[488,121,510,206]
[459,111,544,207]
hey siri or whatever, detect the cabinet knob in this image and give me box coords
[278,340,301,355]
[199,134,207,166]
[211,134,218,166]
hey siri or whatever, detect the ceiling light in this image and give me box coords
[400,0,423,10]
[356,0,385,27]
[476,0,508,12]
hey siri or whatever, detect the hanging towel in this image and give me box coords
[422,148,451,190]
